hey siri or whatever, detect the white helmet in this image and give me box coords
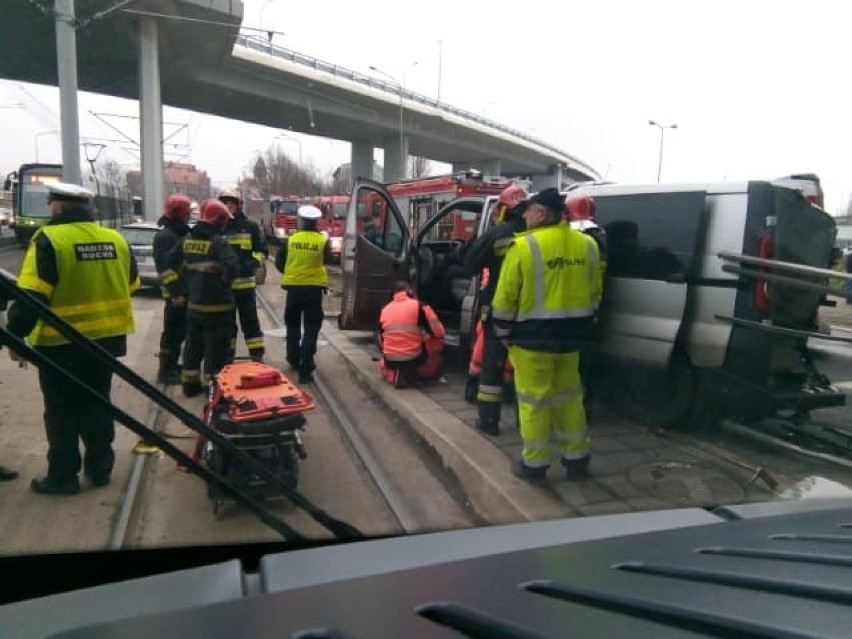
[46,182,94,202]
[298,205,322,220]
[218,186,241,202]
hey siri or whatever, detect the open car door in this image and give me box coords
[594,190,707,366]
[411,197,492,348]
[339,179,411,331]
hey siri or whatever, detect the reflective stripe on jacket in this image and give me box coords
[379,292,445,362]
[165,222,239,313]
[281,230,329,287]
[19,222,136,346]
[491,221,602,352]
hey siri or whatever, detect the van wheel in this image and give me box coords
[625,350,703,431]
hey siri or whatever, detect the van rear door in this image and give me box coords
[594,190,707,365]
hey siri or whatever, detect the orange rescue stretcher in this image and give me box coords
[196,361,315,518]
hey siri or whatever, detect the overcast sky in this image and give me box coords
[1,0,848,213]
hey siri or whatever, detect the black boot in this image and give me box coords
[475,401,501,436]
[502,381,516,404]
[561,455,591,481]
[31,475,81,495]
[464,375,479,403]
[157,352,180,385]
[0,466,18,481]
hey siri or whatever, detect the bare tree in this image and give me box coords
[409,156,431,179]
[249,146,332,197]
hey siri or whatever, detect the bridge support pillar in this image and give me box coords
[530,164,564,192]
[138,16,164,222]
[55,0,82,185]
[452,159,502,176]
[350,140,373,185]
[382,136,408,183]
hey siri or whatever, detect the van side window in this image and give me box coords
[594,192,705,280]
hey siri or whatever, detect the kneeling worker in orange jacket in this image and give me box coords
[377,281,446,387]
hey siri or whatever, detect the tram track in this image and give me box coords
[256,287,420,534]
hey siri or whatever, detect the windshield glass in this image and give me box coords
[2,2,852,607]
[20,171,60,219]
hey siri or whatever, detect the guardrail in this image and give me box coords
[233,34,599,179]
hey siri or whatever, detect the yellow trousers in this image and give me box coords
[508,345,589,468]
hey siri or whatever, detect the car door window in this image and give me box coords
[380,201,405,257]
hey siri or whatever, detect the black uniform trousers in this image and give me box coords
[37,346,115,482]
[232,288,264,358]
[183,310,235,379]
[477,318,511,421]
[159,298,187,360]
[284,286,324,375]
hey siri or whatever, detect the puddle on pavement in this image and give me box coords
[779,475,852,500]
[630,460,746,506]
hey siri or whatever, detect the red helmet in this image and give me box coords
[199,199,230,229]
[565,193,596,222]
[164,194,192,223]
[494,183,529,224]
[498,184,529,209]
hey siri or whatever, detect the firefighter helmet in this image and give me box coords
[164,194,192,223]
[217,186,241,203]
[565,192,596,222]
[494,183,530,224]
[498,184,529,209]
[199,199,231,229]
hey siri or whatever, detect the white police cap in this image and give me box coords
[46,182,94,202]
[298,205,322,220]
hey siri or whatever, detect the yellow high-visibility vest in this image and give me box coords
[492,221,601,324]
[282,231,328,287]
[19,222,137,346]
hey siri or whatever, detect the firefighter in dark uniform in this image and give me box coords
[274,205,332,384]
[163,199,239,397]
[6,182,139,495]
[153,194,192,384]
[219,187,268,362]
[463,183,529,435]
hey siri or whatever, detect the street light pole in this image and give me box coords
[437,39,443,104]
[649,120,678,182]
[274,133,302,165]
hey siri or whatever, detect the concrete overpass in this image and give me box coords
[0,0,600,217]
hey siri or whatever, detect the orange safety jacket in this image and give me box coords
[379,291,445,362]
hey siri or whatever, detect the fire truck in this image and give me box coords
[388,170,518,231]
[352,170,522,241]
[308,194,349,264]
[263,195,302,245]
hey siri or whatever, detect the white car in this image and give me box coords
[120,222,160,288]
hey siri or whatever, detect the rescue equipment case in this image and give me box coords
[203,361,315,517]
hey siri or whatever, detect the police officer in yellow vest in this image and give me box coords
[274,205,331,384]
[6,182,139,495]
[491,188,602,484]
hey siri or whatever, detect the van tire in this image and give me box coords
[624,350,704,431]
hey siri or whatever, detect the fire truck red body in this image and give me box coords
[264,195,301,244]
[308,195,349,263]
[357,171,515,235]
